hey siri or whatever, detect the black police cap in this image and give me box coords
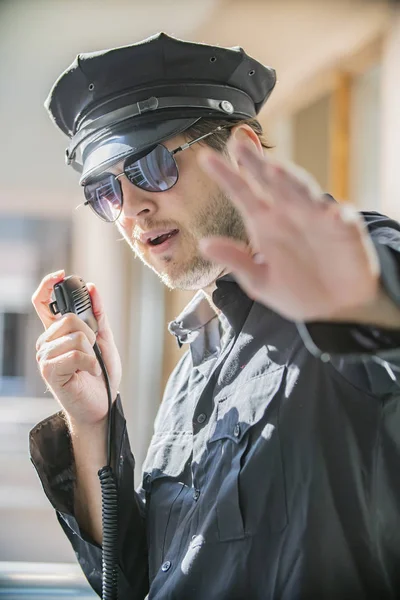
[45,32,276,183]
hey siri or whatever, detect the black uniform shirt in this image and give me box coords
[30,210,400,599]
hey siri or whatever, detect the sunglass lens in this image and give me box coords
[124,145,178,192]
[84,175,122,222]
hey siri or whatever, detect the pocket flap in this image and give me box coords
[142,431,192,486]
[209,366,285,444]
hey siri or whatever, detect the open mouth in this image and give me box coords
[147,229,179,247]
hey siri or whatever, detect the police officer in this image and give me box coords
[31,33,400,599]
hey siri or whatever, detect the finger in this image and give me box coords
[335,203,363,226]
[86,283,114,345]
[200,237,268,299]
[262,158,323,207]
[197,148,270,216]
[36,313,96,352]
[32,270,66,329]
[232,141,323,207]
[314,201,364,239]
[85,284,118,381]
[228,137,271,190]
[40,350,102,386]
[37,331,96,363]
[233,149,327,233]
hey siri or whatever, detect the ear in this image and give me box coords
[228,124,264,156]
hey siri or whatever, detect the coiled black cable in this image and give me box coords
[94,341,119,600]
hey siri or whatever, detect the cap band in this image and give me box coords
[66,85,256,166]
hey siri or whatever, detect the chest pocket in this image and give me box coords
[142,431,192,577]
[208,366,288,542]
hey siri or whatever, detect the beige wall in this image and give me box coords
[350,64,382,210]
[381,6,400,221]
[293,94,331,191]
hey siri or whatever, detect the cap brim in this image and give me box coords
[79,117,199,184]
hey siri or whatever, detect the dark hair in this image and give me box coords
[183,117,273,153]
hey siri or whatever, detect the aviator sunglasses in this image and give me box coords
[83,126,226,223]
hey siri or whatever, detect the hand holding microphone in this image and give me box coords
[32,271,122,429]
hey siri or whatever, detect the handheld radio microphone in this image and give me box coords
[49,275,98,334]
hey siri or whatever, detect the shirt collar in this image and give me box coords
[168,290,216,347]
[168,274,253,347]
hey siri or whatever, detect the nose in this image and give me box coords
[118,175,158,219]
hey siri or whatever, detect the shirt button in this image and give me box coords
[196,413,207,424]
[161,561,171,572]
[193,489,200,501]
[233,424,241,437]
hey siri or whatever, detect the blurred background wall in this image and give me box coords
[0,0,399,564]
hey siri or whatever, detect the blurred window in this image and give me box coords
[0,311,27,395]
[0,216,71,397]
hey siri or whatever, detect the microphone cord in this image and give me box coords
[94,341,119,600]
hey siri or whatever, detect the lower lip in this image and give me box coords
[147,231,179,254]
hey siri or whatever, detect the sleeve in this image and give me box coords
[296,210,400,396]
[29,394,149,599]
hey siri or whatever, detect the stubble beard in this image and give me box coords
[123,190,248,291]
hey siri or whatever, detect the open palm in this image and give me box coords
[198,136,380,322]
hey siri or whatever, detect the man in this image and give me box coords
[30,33,400,599]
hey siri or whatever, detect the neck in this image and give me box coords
[201,267,229,314]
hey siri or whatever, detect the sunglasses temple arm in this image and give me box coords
[171,126,223,155]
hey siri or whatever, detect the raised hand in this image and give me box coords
[198,130,380,323]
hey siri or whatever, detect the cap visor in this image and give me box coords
[79,117,199,184]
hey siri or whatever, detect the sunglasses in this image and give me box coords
[83,126,225,223]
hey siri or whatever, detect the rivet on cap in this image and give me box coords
[248,70,255,76]
[220,100,234,114]
[210,56,217,63]
[88,83,95,91]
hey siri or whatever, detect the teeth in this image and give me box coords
[150,232,168,242]
[148,230,177,243]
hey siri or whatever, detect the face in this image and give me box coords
[108,133,248,291]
